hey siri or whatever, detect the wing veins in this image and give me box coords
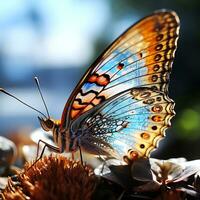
[98,34,177,77]
[86,101,169,131]
[95,17,178,72]
[104,73,169,91]
[103,47,174,81]
[103,93,160,117]
[110,59,171,83]
[108,102,169,119]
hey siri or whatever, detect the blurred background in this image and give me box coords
[0,0,200,161]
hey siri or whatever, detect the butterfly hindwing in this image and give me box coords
[74,87,175,160]
[61,10,179,129]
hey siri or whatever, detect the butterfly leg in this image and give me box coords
[26,140,60,172]
[97,155,107,174]
[96,155,108,175]
[36,139,60,160]
[100,161,106,174]
[71,152,75,160]
[78,145,83,165]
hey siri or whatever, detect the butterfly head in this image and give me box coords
[38,117,55,132]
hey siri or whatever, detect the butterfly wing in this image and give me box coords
[61,10,179,129]
[71,87,175,160]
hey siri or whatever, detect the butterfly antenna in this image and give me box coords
[0,88,47,118]
[34,77,50,119]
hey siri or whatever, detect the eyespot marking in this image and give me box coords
[152,75,158,82]
[152,105,163,113]
[129,151,139,160]
[156,97,162,101]
[155,44,163,51]
[141,133,150,140]
[143,98,155,105]
[140,144,145,149]
[156,34,163,41]
[152,115,162,122]
[152,126,158,130]
[153,64,160,71]
[117,62,124,70]
[154,54,162,61]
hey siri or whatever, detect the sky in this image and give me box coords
[0,0,110,71]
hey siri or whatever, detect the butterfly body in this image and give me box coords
[38,10,179,162]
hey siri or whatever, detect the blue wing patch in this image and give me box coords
[79,87,175,161]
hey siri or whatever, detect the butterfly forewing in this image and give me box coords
[74,87,174,160]
[61,10,179,129]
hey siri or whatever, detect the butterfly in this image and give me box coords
[7,10,180,163]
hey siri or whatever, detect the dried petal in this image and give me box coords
[2,154,97,200]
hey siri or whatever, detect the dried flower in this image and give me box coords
[1,154,97,200]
